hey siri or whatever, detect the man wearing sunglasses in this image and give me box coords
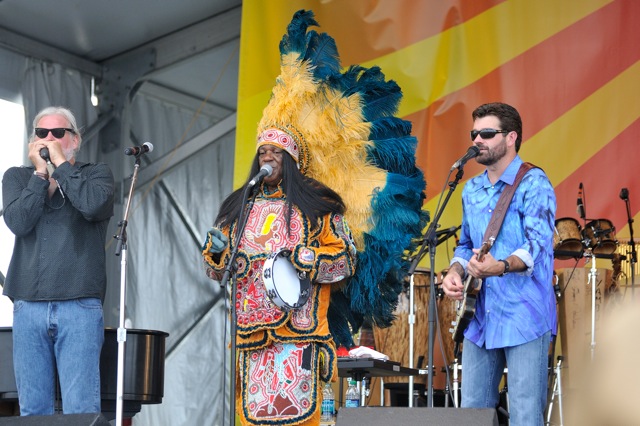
[2,106,115,416]
[442,103,556,425]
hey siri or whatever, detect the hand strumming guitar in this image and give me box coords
[442,262,465,301]
[442,238,505,301]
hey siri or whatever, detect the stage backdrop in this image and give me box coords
[236,0,639,273]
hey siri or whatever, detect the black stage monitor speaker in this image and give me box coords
[336,407,499,426]
[0,413,110,426]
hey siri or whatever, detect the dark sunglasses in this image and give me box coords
[35,128,76,139]
[470,129,510,141]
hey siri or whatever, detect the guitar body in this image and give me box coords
[451,277,482,343]
[451,238,495,343]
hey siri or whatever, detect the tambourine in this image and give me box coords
[262,249,311,311]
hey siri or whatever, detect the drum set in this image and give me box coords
[553,217,618,259]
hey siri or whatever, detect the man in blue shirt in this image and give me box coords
[442,103,557,425]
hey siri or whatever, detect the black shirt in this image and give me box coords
[2,161,115,302]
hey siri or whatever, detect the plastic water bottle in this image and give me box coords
[321,382,335,422]
[345,378,360,408]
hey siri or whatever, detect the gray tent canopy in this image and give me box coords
[0,2,242,424]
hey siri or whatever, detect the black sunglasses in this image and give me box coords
[470,129,510,141]
[35,128,76,139]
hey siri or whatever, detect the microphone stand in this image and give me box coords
[585,249,598,362]
[219,184,258,426]
[112,153,144,426]
[621,194,637,296]
[407,166,467,407]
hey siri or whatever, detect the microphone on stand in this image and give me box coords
[248,164,273,187]
[553,271,561,300]
[435,226,459,237]
[577,182,586,220]
[450,146,480,171]
[620,188,629,201]
[435,226,461,247]
[124,142,154,156]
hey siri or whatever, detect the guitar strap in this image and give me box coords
[482,162,537,243]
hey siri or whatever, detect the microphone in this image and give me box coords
[248,164,273,187]
[435,226,461,248]
[554,283,561,300]
[124,142,154,156]
[577,183,586,220]
[553,271,561,300]
[435,226,460,237]
[40,147,56,175]
[39,147,50,162]
[620,187,629,201]
[450,146,480,171]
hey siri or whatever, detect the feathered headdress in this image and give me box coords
[258,10,428,348]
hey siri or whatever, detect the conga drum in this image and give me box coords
[553,217,583,259]
[581,219,618,255]
[437,269,457,368]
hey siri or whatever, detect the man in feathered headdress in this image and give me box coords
[203,10,426,425]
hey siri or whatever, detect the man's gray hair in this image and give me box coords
[29,106,82,153]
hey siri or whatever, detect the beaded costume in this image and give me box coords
[202,9,427,425]
[204,185,355,424]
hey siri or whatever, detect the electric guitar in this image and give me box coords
[451,237,495,344]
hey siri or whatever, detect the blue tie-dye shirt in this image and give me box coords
[451,155,557,349]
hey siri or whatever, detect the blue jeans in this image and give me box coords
[461,331,551,426]
[12,299,104,416]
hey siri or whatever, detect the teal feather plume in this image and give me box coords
[304,32,341,79]
[271,10,428,349]
[279,10,318,55]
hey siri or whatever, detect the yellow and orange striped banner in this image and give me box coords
[237,0,639,271]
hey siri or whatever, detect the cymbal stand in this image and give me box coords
[407,272,417,406]
[497,373,509,422]
[443,382,450,408]
[452,358,460,408]
[585,249,598,361]
[545,356,564,426]
[620,189,636,296]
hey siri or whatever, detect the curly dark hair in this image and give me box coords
[215,152,346,233]
[472,102,523,152]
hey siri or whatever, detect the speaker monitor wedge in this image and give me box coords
[336,407,499,426]
[0,413,110,426]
